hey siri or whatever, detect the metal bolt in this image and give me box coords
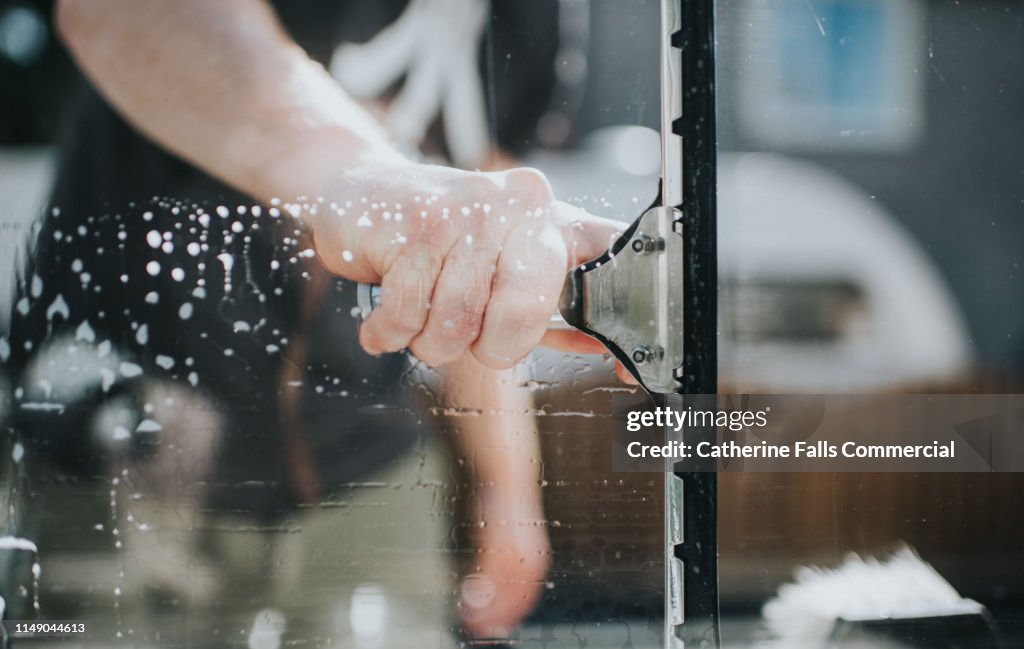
[630,235,664,255]
[631,345,655,365]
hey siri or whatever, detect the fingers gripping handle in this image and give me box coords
[354,206,684,395]
[354,283,574,330]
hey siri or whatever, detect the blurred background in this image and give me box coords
[1,0,1023,647]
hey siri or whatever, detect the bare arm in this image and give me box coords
[56,0,397,202]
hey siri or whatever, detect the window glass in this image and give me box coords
[717,0,1024,645]
[0,2,668,647]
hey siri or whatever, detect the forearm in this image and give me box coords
[56,0,403,203]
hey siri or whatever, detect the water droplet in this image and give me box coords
[178,303,194,320]
[349,585,387,647]
[217,252,234,274]
[46,294,69,321]
[100,368,115,392]
[119,362,143,378]
[248,609,286,649]
[135,419,162,433]
[75,320,96,342]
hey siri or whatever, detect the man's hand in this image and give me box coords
[311,162,623,369]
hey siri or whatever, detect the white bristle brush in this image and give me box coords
[761,545,983,648]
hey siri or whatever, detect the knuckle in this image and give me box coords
[436,306,485,345]
[433,265,492,343]
[457,304,487,337]
[417,216,457,249]
[506,167,554,203]
[462,171,499,197]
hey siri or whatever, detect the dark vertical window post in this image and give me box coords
[664,0,719,646]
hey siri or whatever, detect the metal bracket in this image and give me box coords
[557,206,684,395]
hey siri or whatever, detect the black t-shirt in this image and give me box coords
[50,0,560,216]
[7,1,560,514]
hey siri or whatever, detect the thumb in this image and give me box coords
[554,201,625,268]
